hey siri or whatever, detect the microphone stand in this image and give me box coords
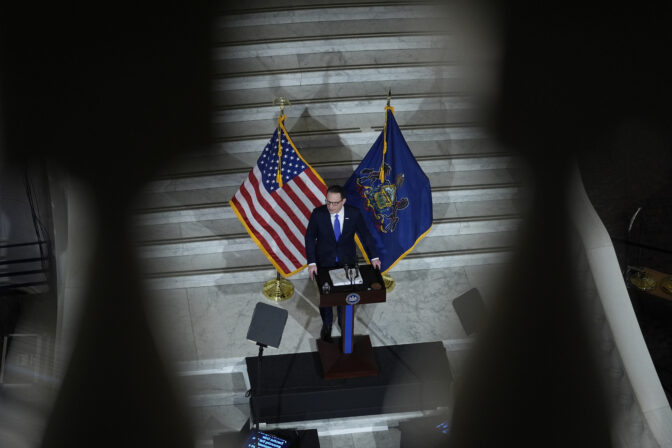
[344,264,358,287]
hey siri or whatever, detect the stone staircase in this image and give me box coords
[131,1,522,446]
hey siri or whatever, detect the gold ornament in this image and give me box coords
[262,278,294,302]
[382,273,395,293]
[630,270,656,292]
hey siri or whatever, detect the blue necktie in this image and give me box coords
[333,214,340,262]
[333,214,341,241]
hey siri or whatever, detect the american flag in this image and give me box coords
[230,117,326,277]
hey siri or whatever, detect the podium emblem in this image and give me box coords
[345,293,361,305]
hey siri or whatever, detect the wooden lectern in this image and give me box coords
[315,264,386,379]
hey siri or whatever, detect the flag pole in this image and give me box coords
[262,97,295,302]
[381,90,396,293]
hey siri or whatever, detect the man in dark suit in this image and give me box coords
[305,185,381,342]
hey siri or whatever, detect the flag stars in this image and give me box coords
[255,134,311,192]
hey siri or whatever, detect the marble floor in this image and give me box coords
[142,261,511,446]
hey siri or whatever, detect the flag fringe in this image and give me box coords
[355,224,433,274]
[278,117,327,187]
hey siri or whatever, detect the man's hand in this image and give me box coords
[308,264,318,280]
[372,259,382,270]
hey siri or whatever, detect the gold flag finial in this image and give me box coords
[386,89,391,107]
[273,96,291,114]
[272,97,291,187]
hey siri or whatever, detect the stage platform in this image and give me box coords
[246,341,452,424]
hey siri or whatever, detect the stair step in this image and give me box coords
[214,96,473,124]
[213,109,478,141]
[144,156,513,194]
[133,184,519,220]
[143,245,513,290]
[138,230,517,277]
[209,125,488,155]
[258,410,424,437]
[216,65,460,91]
[217,16,444,45]
[137,216,520,259]
[176,368,250,408]
[215,34,450,61]
[215,76,467,109]
[217,4,439,30]
[214,65,463,106]
[216,50,452,79]
[133,198,521,241]
[134,168,515,209]
[219,0,397,14]
[155,147,508,180]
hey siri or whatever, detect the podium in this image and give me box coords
[315,264,386,379]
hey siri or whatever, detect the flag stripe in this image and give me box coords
[275,187,309,228]
[240,179,304,269]
[286,178,320,215]
[282,181,313,219]
[303,169,328,207]
[293,174,323,209]
[236,187,295,273]
[231,193,291,274]
[248,168,306,259]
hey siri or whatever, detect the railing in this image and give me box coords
[0,241,51,294]
[0,241,49,250]
[570,164,672,447]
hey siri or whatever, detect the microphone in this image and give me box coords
[345,264,359,287]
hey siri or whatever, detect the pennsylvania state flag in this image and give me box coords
[344,106,433,273]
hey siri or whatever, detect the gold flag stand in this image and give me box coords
[382,273,395,293]
[630,269,656,291]
[262,96,295,302]
[263,272,294,302]
[661,276,672,295]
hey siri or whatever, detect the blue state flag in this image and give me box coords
[344,106,433,273]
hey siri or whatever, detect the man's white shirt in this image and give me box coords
[330,208,345,234]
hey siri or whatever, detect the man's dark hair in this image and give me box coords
[326,185,346,199]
